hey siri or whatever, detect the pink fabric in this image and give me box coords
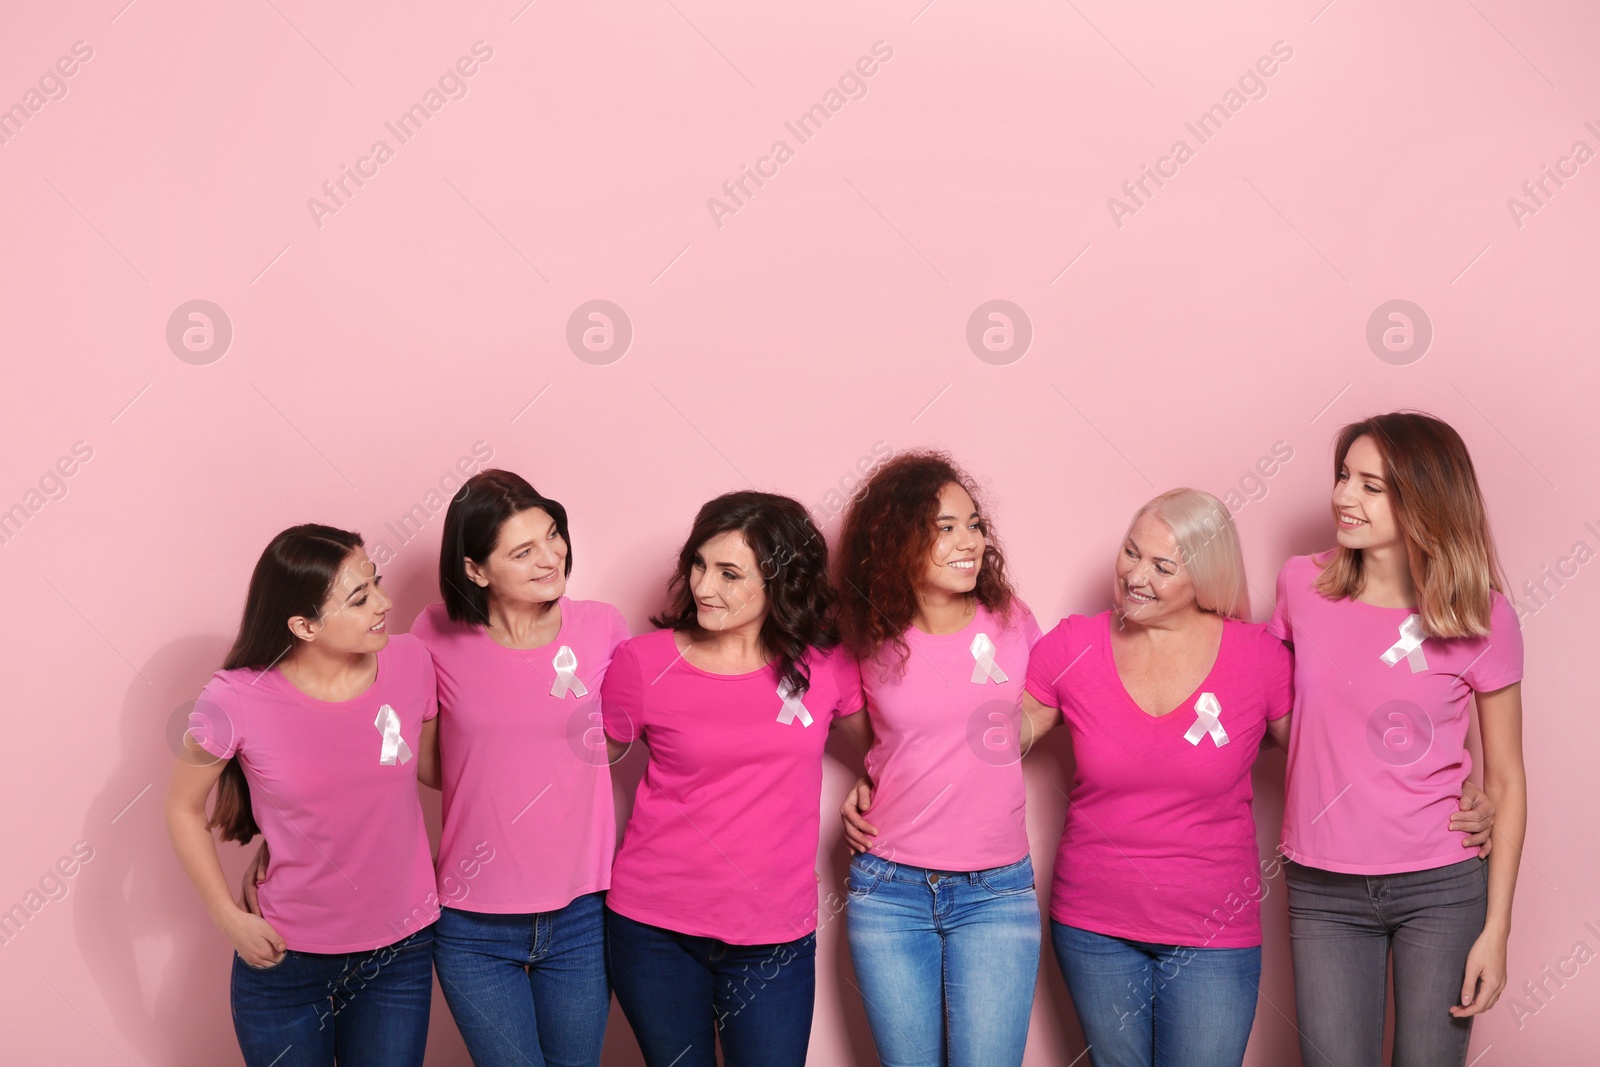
[1269,553,1524,875]
[410,598,631,914]
[195,634,440,953]
[859,601,1043,870]
[1024,612,1292,948]
[601,629,863,945]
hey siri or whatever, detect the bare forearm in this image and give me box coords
[166,804,243,924]
[1483,780,1526,933]
[1020,698,1059,756]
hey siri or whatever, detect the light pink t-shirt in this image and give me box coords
[195,633,440,953]
[1269,553,1524,875]
[1024,612,1292,948]
[859,601,1043,871]
[410,598,631,914]
[601,629,863,945]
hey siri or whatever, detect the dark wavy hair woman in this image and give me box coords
[598,490,871,1067]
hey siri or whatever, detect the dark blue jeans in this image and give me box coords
[432,893,610,1067]
[1051,921,1261,1067]
[230,924,434,1067]
[605,905,816,1067]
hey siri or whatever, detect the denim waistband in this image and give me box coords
[851,850,1031,885]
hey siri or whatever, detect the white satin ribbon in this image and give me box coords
[374,704,414,765]
[550,645,589,698]
[776,679,814,728]
[1380,615,1429,673]
[1183,692,1229,747]
[969,633,1008,684]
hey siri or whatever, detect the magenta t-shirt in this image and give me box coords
[410,598,631,914]
[1269,553,1524,875]
[601,629,863,945]
[195,633,440,953]
[1024,612,1292,948]
[859,601,1043,871]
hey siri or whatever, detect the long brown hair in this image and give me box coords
[1315,412,1506,637]
[835,450,1017,675]
[210,524,365,843]
[650,491,837,698]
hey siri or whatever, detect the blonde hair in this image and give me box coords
[1316,411,1505,637]
[1126,488,1251,620]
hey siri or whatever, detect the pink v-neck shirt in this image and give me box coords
[1024,612,1292,948]
[601,629,864,945]
[195,634,440,953]
[411,598,631,914]
[1269,553,1523,875]
[859,602,1044,871]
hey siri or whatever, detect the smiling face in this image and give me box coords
[690,530,769,632]
[920,481,984,598]
[1113,511,1197,624]
[1333,434,1402,551]
[464,506,568,608]
[290,546,392,653]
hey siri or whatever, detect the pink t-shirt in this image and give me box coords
[195,633,440,953]
[601,629,864,945]
[1269,553,1524,875]
[410,598,631,914]
[859,602,1044,871]
[1024,612,1292,948]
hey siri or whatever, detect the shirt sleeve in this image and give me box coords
[605,604,633,658]
[833,650,865,717]
[1023,619,1070,708]
[1267,558,1295,643]
[1259,627,1294,721]
[416,641,440,722]
[1014,599,1045,650]
[600,638,645,743]
[192,672,242,760]
[1464,593,1525,693]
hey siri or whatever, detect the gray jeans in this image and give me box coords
[1285,856,1488,1067]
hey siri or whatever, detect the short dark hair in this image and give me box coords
[439,469,572,625]
[650,490,838,698]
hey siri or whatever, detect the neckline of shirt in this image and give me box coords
[1099,610,1233,722]
[475,595,569,655]
[665,627,781,680]
[262,644,387,708]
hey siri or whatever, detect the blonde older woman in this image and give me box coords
[1016,489,1493,1067]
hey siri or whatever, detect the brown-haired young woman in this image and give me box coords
[834,450,1045,1067]
[1271,412,1527,1067]
[166,525,439,1066]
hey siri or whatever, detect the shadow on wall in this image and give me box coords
[74,634,243,1065]
[70,633,471,1065]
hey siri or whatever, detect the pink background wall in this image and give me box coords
[2,0,1596,1062]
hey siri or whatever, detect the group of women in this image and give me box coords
[166,409,1527,1067]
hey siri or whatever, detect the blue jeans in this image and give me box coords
[432,893,610,1067]
[230,924,434,1067]
[1286,857,1488,1067]
[844,851,1041,1067]
[1050,921,1260,1067]
[604,905,816,1067]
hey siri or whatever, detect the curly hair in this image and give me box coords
[835,450,1017,675]
[650,490,838,697]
